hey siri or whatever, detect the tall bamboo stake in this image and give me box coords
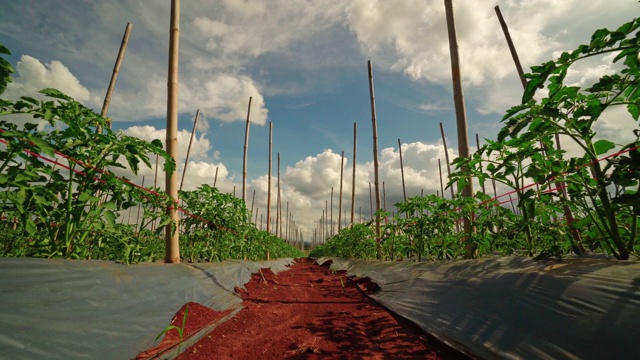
[151,153,159,232]
[438,158,445,199]
[242,96,252,202]
[277,152,282,238]
[494,5,527,88]
[213,167,219,188]
[439,122,456,200]
[369,182,373,219]
[350,122,357,224]
[475,133,487,195]
[180,109,200,192]
[250,189,256,218]
[266,122,272,233]
[398,138,407,202]
[99,22,132,133]
[495,5,583,254]
[367,60,382,258]
[322,209,325,241]
[330,186,334,236]
[325,200,329,240]
[338,151,344,232]
[286,201,289,241]
[165,0,180,263]
[136,176,145,228]
[445,0,474,257]
[382,181,387,223]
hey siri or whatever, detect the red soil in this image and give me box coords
[142,258,471,359]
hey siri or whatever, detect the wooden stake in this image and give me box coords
[151,153,159,232]
[136,176,145,228]
[242,96,252,202]
[495,6,583,255]
[266,122,272,234]
[438,158,445,199]
[369,182,373,220]
[165,0,181,263]
[398,138,407,202]
[250,189,256,219]
[99,22,132,133]
[382,181,387,224]
[325,200,329,240]
[338,151,344,232]
[350,122,357,225]
[439,122,456,200]
[277,152,282,238]
[475,133,487,195]
[367,60,382,259]
[494,5,527,88]
[180,109,200,192]
[213,166,219,188]
[330,186,334,236]
[445,0,474,257]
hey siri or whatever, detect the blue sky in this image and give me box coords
[1,0,637,238]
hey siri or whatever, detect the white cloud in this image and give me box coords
[4,55,91,102]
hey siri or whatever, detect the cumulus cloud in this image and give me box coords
[344,0,634,115]
[4,55,91,102]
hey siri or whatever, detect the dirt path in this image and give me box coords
[141,258,471,359]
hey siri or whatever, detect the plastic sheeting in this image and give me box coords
[0,257,294,359]
[319,256,640,360]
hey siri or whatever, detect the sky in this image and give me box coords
[0,0,638,240]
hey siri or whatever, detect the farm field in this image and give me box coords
[1,3,639,360]
[142,258,470,360]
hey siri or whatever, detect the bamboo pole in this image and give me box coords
[180,109,200,192]
[382,181,386,212]
[286,201,289,241]
[369,182,373,219]
[99,22,132,133]
[367,60,382,258]
[266,122,272,233]
[277,152,282,238]
[213,167,219,188]
[338,151,344,232]
[475,133,487,195]
[242,97,252,202]
[398,138,407,204]
[330,186,334,236]
[350,122,357,224]
[495,5,583,254]
[494,6,527,88]
[165,0,180,263]
[439,122,456,200]
[151,154,159,232]
[250,189,256,219]
[324,200,328,240]
[445,0,474,257]
[136,176,145,227]
[438,158,445,199]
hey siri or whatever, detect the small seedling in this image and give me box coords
[156,303,189,355]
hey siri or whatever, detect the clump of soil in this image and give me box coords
[174,258,470,359]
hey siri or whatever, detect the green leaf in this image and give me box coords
[594,139,616,155]
[25,217,37,235]
[629,104,640,120]
[40,88,72,101]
